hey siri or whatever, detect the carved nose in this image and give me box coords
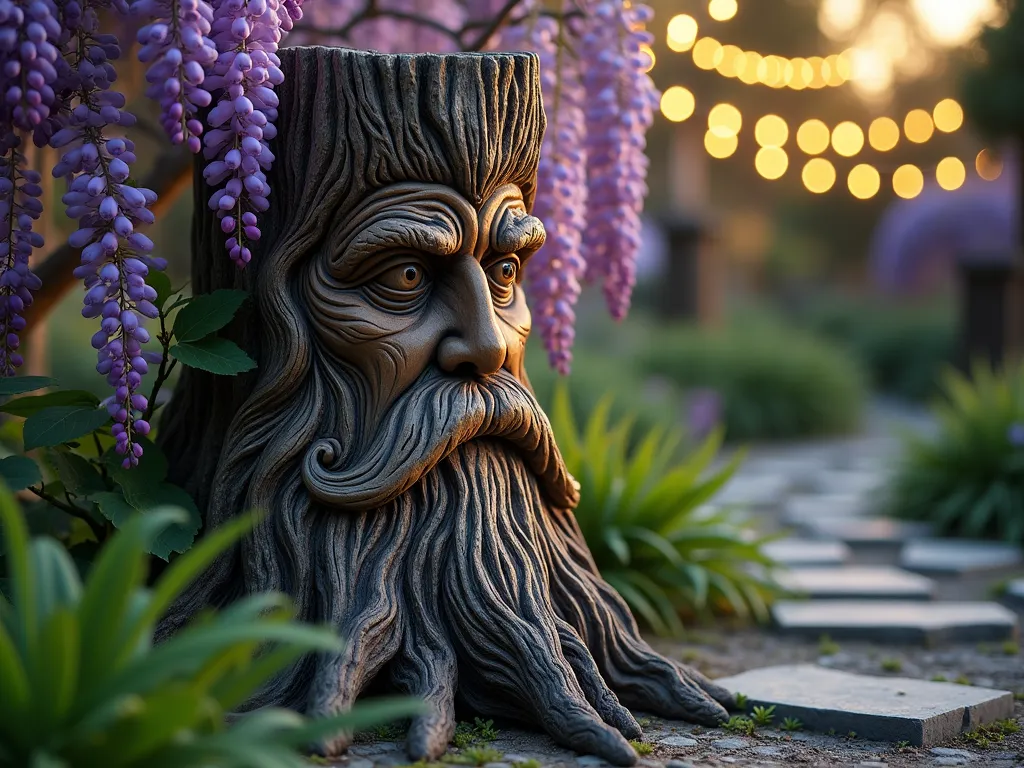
[437,261,507,377]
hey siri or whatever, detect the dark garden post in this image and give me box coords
[956,249,1024,370]
[156,47,733,766]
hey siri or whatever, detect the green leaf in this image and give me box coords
[170,337,256,375]
[147,269,174,311]
[172,289,248,342]
[148,496,202,560]
[92,491,135,529]
[0,376,56,397]
[50,450,106,497]
[0,456,41,491]
[23,406,110,451]
[0,390,99,418]
[105,436,169,492]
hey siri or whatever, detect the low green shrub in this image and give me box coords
[636,322,867,442]
[886,362,1024,544]
[0,488,423,767]
[550,385,782,636]
[793,295,956,402]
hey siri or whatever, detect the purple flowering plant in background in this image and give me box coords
[1009,422,1024,448]
[0,0,660,479]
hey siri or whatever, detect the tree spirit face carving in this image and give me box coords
[159,48,733,768]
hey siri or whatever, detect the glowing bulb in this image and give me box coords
[797,119,831,155]
[693,37,724,70]
[831,121,865,157]
[933,98,964,133]
[868,117,900,151]
[755,147,789,180]
[802,158,837,193]
[755,115,789,148]
[738,51,762,84]
[893,164,924,199]
[976,149,1003,181]
[788,58,813,90]
[808,57,828,88]
[847,164,881,199]
[936,157,966,191]
[758,55,784,87]
[904,109,935,143]
[716,44,744,77]
[667,14,699,52]
[660,86,696,122]
[708,102,742,138]
[705,130,738,159]
[708,0,738,22]
[819,0,865,40]
[836,49,854,80]
[910,0,1002,47]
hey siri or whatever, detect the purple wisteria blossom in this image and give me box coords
[133,0,218,152]
[581,0,657,321]
[1009,422,1024,448]
[0,0,62,136]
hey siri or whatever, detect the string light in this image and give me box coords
[708,103,743,138]
[831,121,865,157]
[976,149,1003,181]
[802,158,837,193]
[933,98,964,133]
[640,45,656,73]
[667,14,699,52]
[693,37,725,69]
[660,86,696,122]
[705,130,739,158]
[797,119,832,155]
[755,115,789,148]
[848,163,881,199]
[904,109,935,144]
[708,0,738,22]
[936,156,966,191]
[755,147,789,179]
[893,164,925,199]
[716,44,744,78]
[868,117,900,152]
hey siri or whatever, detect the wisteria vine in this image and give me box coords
[0,0,659,463]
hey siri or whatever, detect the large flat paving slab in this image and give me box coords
[807,469,887,496]
[713,663,1013,747]
[1004,578,1024,608]
[715,474,791,508]
[774,566,936,601]
[900,539,1023,575]
[763,538,852,568]
[782,494,871,527]
[801,517,935,546]
[771,600,1018,643]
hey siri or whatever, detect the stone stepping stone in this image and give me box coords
[774,566,936,601]
[801,517,934,546]
[713,663,1013,747]
[807,469,886,496]
[715,474,790,508]
[900,539,1023,575]
[763,538,851,568]
[1003,579,1024,608]
[771,600,1018,643]
[782,494,870,527]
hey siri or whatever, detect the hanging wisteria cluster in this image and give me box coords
[0,0,658,462]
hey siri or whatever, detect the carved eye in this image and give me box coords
[488,259,518,287]
[376,263,426,292]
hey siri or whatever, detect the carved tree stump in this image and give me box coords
[158,47,733,766]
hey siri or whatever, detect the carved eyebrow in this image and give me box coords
[492,206,545,258]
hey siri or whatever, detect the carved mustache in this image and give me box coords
[301,367,580,511]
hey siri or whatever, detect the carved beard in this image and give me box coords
[273,369,732,765]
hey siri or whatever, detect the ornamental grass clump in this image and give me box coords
[0,486,423,767]
[886,362,1024,544]
[549,384,781,637]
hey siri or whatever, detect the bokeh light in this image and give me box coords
[716,44,744,77]
[847,164,881,199]
[667,14,699,52]
[705,130,739,159]
[976,149,1003,181]
[708,0,738,22]
[936,157,966,191]
[802,158,837,193]
[868,117,900,151]
[639,44,655,73]
[904,109,935,143]
[893,164,924,199]
[755,115,789,148]
[910,0,1003,47]
[738,51,762,84]
[660,86,696,122]
[797,119,831,155]
[693,37,724,70]
[933,98,964,133]
[755,147,789,179]
[831,121,865,157]
[708,103,743,137]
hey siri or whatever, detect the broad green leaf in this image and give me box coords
[148,497,202,560]
[105,436,169,489]
[170,337,256,375]
[92,491,135,529]
[23,406,110,451]
[50,451,106,497]
[172,289,248,343]
[0,483,34,659]
[28,606,79,736]
[0,456,41,491]
[0,376,56,397]
[148,270,174,311]
[0,618,30,748]
[0,390,99,418]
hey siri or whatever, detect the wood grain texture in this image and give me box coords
[158,47,733,766]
